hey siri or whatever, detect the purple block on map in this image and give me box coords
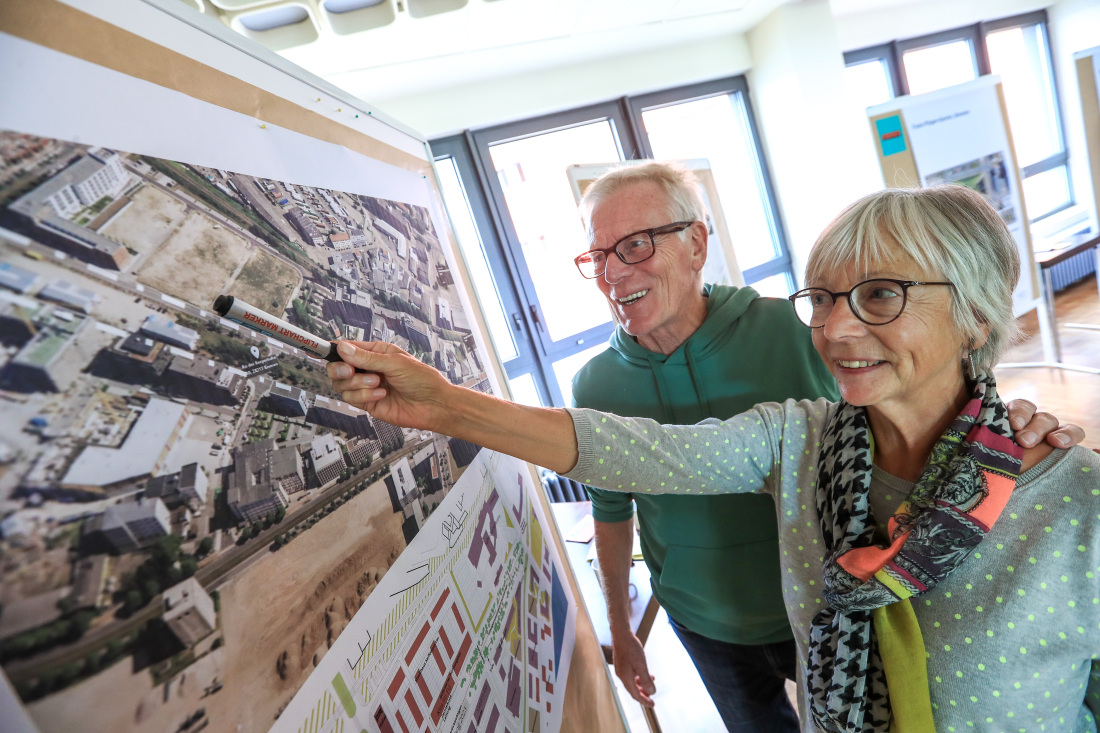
[474,679,491,723]
[506,661,522,717]
[468,490,500,567]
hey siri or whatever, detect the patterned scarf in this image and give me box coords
[805,372,1023,732]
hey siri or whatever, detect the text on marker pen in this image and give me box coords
[212,295,342,362]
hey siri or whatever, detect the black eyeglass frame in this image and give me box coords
[573,221,696,279]
[788,278,955,328]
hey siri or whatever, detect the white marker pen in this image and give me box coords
[212,294,341,362]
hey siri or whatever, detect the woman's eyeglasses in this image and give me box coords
[788,278,954,328]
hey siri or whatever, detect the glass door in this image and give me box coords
[443,81,786,406]
[627,79,796,295]
[487,123,621,344]
[431,135,545,405]
[472,102,637,405]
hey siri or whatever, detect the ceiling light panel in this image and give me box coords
[323,0,386,11]
[322,0,396,35]
[209,0,279,9]
[572,0,677,34]
[406,0,468,20]
[227,2,320,50]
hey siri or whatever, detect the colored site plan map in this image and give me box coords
[273,450,575,733]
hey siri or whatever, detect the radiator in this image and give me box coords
[1049,248,1098,292]
[540,472,590,503]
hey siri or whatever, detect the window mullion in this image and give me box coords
[1021,153,1069,179]
[890,40,908,96]
[974,22,993,76]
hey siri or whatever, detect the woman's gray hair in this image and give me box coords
[804,185,1021,371]
[579,161,707,243]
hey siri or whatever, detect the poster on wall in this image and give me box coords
[867,76,1038,314]
[0,5,576,733]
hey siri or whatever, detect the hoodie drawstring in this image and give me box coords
[646,343,715,424]
[685,342,717,419]
[647,353,675,424]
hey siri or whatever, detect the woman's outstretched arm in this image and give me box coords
[328,341,580,474]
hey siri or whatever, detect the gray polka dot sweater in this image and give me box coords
[565,398,1100,732]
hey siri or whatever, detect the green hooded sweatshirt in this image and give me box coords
[571,284,838,645]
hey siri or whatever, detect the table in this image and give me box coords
[1038,231,1100,337]
[551,501,662,732]
[1000,231,1100,375]
[551,501,660,661]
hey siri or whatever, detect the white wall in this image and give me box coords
[379,0,1099,285]
[829,0,1100,231]
[747,0,882,283]
[833,0,1048,51]
[377,35,752,139]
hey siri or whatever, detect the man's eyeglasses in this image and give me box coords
[574,221,695,279]
[788,278,954,328]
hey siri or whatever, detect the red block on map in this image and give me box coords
[404,689,424,727]
[387,668,405,701]
[405,620,431,666]
[431,675,456,724]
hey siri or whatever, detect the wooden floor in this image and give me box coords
[614,278,1100,733]
[996,277,1100,443]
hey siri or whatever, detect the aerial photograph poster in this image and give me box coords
[0,127,574,733]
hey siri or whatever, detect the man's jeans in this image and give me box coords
[668,615,800,732]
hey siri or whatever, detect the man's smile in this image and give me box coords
[617,289,649,305]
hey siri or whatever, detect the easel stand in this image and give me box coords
[998,232,1100,376]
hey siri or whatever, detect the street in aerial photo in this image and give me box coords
[0,129,492,732]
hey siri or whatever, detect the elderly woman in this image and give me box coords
[329,185,1099,732]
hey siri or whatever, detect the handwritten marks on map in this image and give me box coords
[276,451,575,733]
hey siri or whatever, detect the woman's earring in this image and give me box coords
[965,339,977,381]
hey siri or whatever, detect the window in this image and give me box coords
[431,135,548,404]
[843,10,1071,220]
[433,154,517,362]
[431,77,788,406]
[844,57,895,110]
[484,120,621,343]
[627,78,793,287]
[901,38,978,95]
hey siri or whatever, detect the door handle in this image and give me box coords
[512,313,524,332]
[529,304,544,332]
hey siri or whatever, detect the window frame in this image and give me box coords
[843,42,907,97]
[430,76,790,406]
[842,10,1072,221]
[469,100,633,375]
[430,134,541,385]
[623,77,796,285]
[895,24,989,82]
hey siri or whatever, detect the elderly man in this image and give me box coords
[568,162,1081,731]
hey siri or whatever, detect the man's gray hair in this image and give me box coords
[579,161,707,243]
[804,185,1021,371]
